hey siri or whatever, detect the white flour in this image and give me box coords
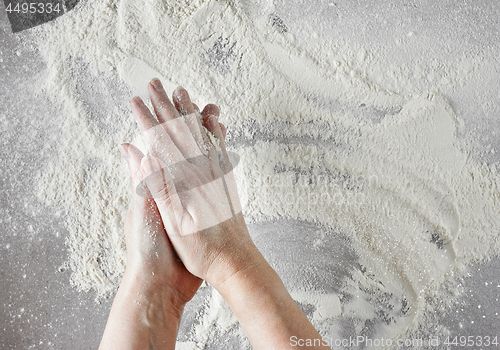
[35,0,500,348]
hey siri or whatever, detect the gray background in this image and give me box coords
[1,0,499,349]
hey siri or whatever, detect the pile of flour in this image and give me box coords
[35,0,500,348]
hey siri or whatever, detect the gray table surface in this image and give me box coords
[1,1,499,349]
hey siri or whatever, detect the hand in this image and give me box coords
[130,79,261,289]
[100,143,204,350]
[120,142,203,313]
[100,87,228,350]
[119,79,329,350]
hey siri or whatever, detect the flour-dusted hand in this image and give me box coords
[100,134,204,350]
[100,78,330,350]
[129,79,259,289]
[119,142,203,301]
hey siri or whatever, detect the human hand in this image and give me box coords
[102,106,226,349]
[130,79,261,289]
[120,142,203,314]
[120,79,329,350]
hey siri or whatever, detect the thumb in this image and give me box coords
[120,143,156,227]
[140,155,184,235]
[120,145,171,261]
[120,143,145,191]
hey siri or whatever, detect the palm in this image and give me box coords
[167,252,203,303]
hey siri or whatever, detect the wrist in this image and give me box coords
[205,237,266,291]
[121,267,186,320]
[214,259,299,348]
[212,243,283,304]
[100,268,185,350]
[202,213,265,289]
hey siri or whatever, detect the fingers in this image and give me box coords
[203,115,225,145]
[219,123,227,139]
[120,143,144,190]
[201,103,226,139]
[130,96,185,165]
[141,155,187,236]
[202,115,230,170]
[132,81,228,168]
[148,78,181,123]
[163,116,204,159]
[146,83,204,159]
[120,143,154,222]
[172,87,206,153]
[173,87,196,116]
[120,143,172,265]
[121,142,155,200]
[201,104,220,118]
[131,96,159,131]
[121,142,183,236]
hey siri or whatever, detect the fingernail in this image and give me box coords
[174,86,188,101]
[119,144,130,161]
[151,78,164,92]
[131,96,144,106]
[210,115,218,127]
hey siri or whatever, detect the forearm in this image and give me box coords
[99,269,183,350]
[216,255,329,350]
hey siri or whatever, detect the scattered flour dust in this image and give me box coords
[34,0,500,348]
